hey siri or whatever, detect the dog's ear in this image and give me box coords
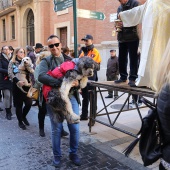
[18,60,25,70]
[94,62,100,71]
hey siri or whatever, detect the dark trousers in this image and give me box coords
[118,40,139,81]
[38,97,46,130]
[13,84,32,123]
[107,75,118,96]
[81,83,94,118]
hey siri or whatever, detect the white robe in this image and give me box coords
[120,0,170,91]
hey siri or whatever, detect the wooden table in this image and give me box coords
[89,81,157,138]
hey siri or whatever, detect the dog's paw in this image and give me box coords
[66,114,80,124]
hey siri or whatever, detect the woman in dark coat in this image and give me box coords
[156,39,170,170]
[8,47,32,130]
[0,46,13,120]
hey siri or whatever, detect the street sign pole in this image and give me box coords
[73,0,77,58]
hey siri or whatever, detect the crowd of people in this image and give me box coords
[0,35,101,167]
[0,0,169,169]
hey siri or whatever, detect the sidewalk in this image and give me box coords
[0,91,159,170]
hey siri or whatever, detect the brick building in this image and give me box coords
[0,0,146,80]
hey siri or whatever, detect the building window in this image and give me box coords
[27,9,35,46]
[11,16,15,39]
[2,19,6,41]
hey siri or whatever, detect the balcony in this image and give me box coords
[0,0,16,16]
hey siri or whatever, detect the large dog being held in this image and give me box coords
[45,56,98,124]
[16,57,34,93]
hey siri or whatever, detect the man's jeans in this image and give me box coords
[47,95,79,157]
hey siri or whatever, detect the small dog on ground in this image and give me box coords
[16,57,34,93]
[45,56,98,124]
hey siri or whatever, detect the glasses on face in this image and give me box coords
[3,49,9,51]
[19,51,24,54]
[48,43,60,49]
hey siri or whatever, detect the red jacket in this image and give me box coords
[43,61,75,100]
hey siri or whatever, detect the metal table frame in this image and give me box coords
[89,82,157,138]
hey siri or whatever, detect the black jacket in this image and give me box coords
[106,56,119,78]
[117,0,139,43]
[0,53,12,90]
[157,84,170,163]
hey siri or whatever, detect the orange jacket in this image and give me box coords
[79,48,101,64]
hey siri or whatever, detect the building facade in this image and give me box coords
[0,0,145,80]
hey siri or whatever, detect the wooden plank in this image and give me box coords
[90,81,156,98]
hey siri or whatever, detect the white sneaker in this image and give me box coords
[129,101,135,108]
[138,102,143,107]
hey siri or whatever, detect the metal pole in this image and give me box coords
[73,0,78,58]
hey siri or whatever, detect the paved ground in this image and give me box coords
[0,91,158,170]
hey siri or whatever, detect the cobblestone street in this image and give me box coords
[0,102,149,170]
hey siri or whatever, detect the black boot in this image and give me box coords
[39,129,45,137]
[5,108,12,120]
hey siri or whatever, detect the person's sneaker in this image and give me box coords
[23,118,30,126]
[114,79,126,84]
[105,95,113,98]
[53,156,61,167]
[128,80,136,87]
[80,114,88,120]
[6,113,12,120]
[138,102,143,107]
[61,129,69,137]
[129,100,135,108]
[39,129,45,137]
[114,96,119,100]
[18,122,26,130]
[80,116,88,120]
[69,154,81,166]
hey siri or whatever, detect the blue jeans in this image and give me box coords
[47,95,79,157]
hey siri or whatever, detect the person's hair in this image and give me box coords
[156,39,170,94]
[11,47,25,63]
[47,34,60,41]
[9,46,14,52]
[36,51,51,65]
[26,45,34,52]
[1,45,9,51]
[70,51,75,58]
[62,47,70,54]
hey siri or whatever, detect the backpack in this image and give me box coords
[122,97,163,166]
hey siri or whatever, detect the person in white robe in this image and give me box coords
[118,0,170,91]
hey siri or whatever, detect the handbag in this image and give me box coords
[123,97,163,166]
[27,86,39,100]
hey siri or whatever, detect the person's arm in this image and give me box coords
[8,61,19,84]
[119,3,146,27]
[38,59,62,87]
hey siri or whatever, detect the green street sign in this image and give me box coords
[53,0,73,12]
[77,9,106,20]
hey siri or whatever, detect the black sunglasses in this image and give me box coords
[48,43,60,48]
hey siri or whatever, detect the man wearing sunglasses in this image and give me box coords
[79,34,101,124]
[38,35,81,167]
